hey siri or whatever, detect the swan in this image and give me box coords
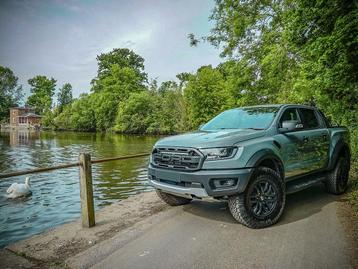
[6,177,32,198]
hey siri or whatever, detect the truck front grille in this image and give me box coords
[152,147,203,171]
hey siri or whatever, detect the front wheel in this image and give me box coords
[156,190,192,206]
[228,167,285,228]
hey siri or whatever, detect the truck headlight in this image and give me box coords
[200,147,239,161]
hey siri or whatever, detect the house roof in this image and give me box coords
[17,113,42,118]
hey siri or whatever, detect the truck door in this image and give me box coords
[298,108,330,172]
[275,108,310,178]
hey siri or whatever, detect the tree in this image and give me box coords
[69,94,96,131]
[57,83,73,113]
[92,91,119,131]
[27,76,56,114]
[285,0,358,123]
[176,72,192,90]
[115,91,158,134]
[91,48,147,92]
[158,80,178,95]
[184,65,229,129]
[93,65,145,101]
[0,66,23,122]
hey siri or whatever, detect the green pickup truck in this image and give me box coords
[148,104,351,228]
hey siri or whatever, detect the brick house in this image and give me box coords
[10,107,42,129]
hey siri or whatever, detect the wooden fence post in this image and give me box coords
[79,153,95,228]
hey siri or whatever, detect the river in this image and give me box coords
[0,130,160,248]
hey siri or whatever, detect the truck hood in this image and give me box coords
[155,129,266,148]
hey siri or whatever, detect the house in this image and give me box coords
[9,107,42,130]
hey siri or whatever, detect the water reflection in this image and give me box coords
[0,131,160,247]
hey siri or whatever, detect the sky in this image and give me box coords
[0,0,222,98]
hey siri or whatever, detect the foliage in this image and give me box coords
[27,75,56,114]
[68,94,96,131]
[184,65,229,129]
[0,66,23,122]
[91,48,147,92]
[92,92,118,131]
[93,65,145,100]
[115,91,158,134]
[114,86,185,134]
[57,83,73,113]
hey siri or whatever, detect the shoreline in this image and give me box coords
[1,191,169,269]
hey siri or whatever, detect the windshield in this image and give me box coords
[200,107,279,131]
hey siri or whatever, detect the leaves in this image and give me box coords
[0,66,23,122]
[27,75,56,114]
[57,83,73,113]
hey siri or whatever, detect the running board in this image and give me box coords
[286,174,327,194]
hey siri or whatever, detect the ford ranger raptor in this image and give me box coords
[148,104,351,228]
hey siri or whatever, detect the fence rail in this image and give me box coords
[0,152,150,179]
[1,152,150,228]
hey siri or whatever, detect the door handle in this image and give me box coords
[303,136,309,143]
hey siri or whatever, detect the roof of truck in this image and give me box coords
[240,104,315,109]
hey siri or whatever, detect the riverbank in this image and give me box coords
[1,191,169,269]
[2,186,358,269]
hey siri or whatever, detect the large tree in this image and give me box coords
[57,83,73,113]
[27,75,56,114]
[184,65,229,129]
[91,48,147,92]
[0,66,23,122]
[284,0,358,124]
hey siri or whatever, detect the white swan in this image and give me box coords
[6,177,32,198]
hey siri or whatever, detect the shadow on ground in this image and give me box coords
[183,183,343,226]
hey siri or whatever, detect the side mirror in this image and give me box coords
[279,120,303,133]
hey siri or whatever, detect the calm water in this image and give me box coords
[0,131,160,248]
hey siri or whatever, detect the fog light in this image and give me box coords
[212,178,237,189]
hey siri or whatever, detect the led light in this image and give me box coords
[200,147,238,161]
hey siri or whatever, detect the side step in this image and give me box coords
[286,174,327,194]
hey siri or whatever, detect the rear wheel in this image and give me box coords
[156,190,192,206]
[228,167,285,228]
[325,156,350,195]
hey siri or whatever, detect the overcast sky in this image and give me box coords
[0,0,222,98]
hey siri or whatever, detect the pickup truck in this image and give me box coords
[148,104,351,228]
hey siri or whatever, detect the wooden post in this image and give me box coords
[79,153,95,228]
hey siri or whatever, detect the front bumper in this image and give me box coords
[148,164,253,199]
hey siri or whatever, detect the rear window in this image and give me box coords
[318,110,332,127]
[299,109,319,129]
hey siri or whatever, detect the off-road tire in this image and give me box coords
[156,190,192,206]
[325,156,350,195]
[228,167,285,229]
